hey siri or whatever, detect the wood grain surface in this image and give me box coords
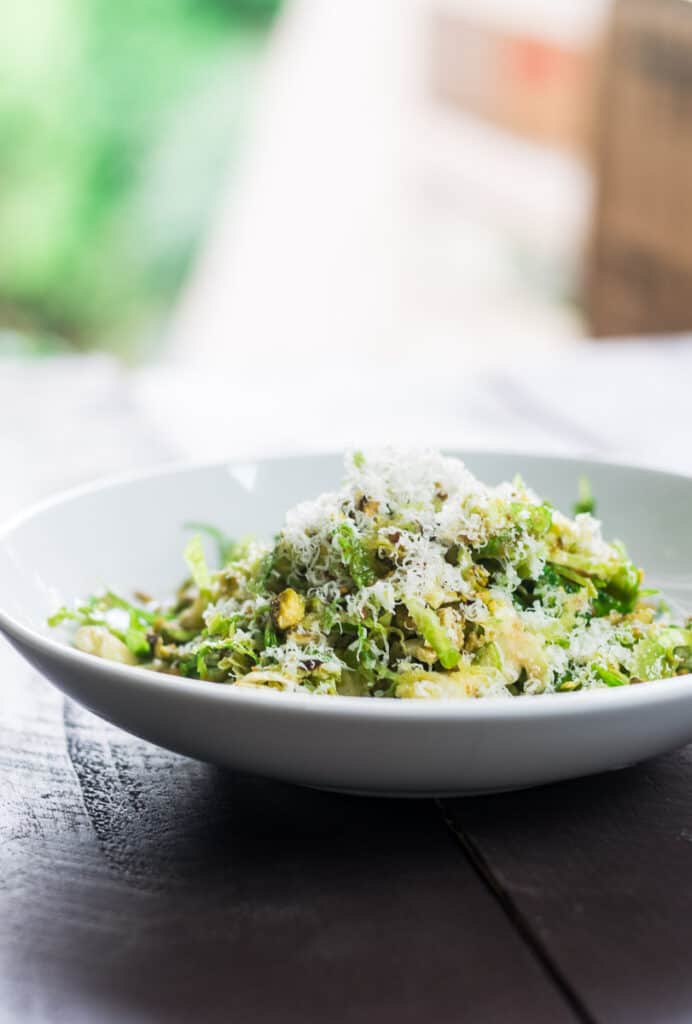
[442,750,692,1024]
[1,652,579,1024]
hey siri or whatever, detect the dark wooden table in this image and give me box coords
[4,359,692,1023]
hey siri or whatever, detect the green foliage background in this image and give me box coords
[0,0,279,358]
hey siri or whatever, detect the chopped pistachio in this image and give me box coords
[271,588,305,631]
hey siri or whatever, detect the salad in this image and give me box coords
[50,450,692,699]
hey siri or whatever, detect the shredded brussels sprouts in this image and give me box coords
[50,450,692,699]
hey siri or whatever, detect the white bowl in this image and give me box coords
[1,452,692,797]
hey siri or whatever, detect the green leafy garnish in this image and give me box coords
[406,599,460,670]
[594,664,628,687]
[47,607,76,628]
[124,620,152,658]
[185,522,238,566]
[263,622,280,649]
[474,642,502,670]
[184,535,212,593]
[335,522,375,588]
[573,476,596,516]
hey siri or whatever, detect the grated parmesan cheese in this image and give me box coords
[55,448,692,699]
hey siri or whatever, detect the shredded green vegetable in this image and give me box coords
[574,476,596,516]
[184,535,212,593]
[49,450,692,699]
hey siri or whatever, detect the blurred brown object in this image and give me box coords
[429,2,603,157]
[587,0,692,336]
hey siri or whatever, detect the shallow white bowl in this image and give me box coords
[1,452,692,796]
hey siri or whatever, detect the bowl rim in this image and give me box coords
[1,450,691,722]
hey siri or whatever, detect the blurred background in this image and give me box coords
[0,0,280,359]
[2,0,692,513]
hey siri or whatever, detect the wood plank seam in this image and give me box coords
[435,799,598,1024]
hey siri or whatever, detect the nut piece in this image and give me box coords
[357,494,380,516]
[438,606,465,650]
[271,588,305,631]
[179,592,206,630]
[404,639,439,665]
